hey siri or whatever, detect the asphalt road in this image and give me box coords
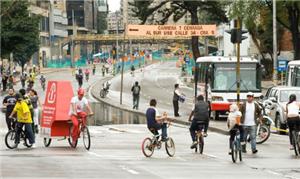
[1,124,299,179]
[107,61,195,117]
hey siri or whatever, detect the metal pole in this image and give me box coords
[273,0,278,85]
[71,9,75,68]
[236,19,241,105]
[120,22,126,105]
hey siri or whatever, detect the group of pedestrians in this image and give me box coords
[3,87,42,148]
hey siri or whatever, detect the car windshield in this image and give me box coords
[280,90,300,102]
[212,63,260,92]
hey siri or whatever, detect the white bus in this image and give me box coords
[196,56,263,119]
[286,60,300,86]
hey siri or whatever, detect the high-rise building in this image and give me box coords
[107,11,124,34]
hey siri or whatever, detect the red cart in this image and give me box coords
[41,81,75,148]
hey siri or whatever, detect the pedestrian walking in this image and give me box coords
[2,74,8,91]
[9,93,35,148]
[20,73,27,89]
[102,65,105,77]
[8,75,14,89]
[240,92,262,154]
[173,84,183,117]
[29,89,41,134]
[131,81,141,110]
[77,72,83,88]
[3,88,17,131]
[130,65,135,77]
[92,64,96,75]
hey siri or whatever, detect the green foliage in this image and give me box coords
[97,12,108,34]
[1,1,40,67]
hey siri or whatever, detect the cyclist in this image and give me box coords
[69,88,93,145]
[146,99,169,141]
[286,94,300,150]
[227,103,243,155]
[19,89,35,134]
[9,93,35,148]
[3,88,17,131]
[84,69,90,81]
[188,95,209,149]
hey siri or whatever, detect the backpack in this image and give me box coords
[133,86,140,95]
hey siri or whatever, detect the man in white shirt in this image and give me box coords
[69,88,93,145]
[240,92,262,154]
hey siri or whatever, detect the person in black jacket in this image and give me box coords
[131,81,141,110]
[3,88,17,131]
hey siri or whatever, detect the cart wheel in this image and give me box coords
[43,138,51,147]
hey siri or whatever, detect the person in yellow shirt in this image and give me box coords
[9,93,35,148]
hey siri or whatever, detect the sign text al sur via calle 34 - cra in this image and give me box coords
[126,25,216,37]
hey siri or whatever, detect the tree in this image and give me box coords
[1,1,40,71]
[129,0,228,60]
[266,1,300,60]
[228,1,283,61]
[97,12,108,34]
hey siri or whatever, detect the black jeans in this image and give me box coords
[5,113,15,131]
[173,100,179,116]
[189,120,208,142]
[287,117,300,145]
[15,122,35,145]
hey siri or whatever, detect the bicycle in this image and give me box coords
[292,127,300,156]
[141,123,175,157]
[194,123,205,154]
[68,114,92,150]
[5,119,33,149]
[231,128,242,163]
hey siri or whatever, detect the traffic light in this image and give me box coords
[226,29,238,44]
[236,29,248,43]
[225,28,248,44]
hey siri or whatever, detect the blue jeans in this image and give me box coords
[148,123,167,139]
[243,125,257,151]
[15,122,35,145]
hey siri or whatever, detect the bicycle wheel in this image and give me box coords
[5,130,17,149]
[82,127,91,150]
[165,137,175,157]
[142,137,154,157]
[238,142,242,162]
[68,125,78,148]
[231,141,238,163]
[43,138,52,147]
[198,136,204,154]
[256,125,270,144]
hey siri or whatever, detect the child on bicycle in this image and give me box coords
[146,99,169,141]
[227,103,243,155]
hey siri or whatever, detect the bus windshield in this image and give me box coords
[212,63,261,92]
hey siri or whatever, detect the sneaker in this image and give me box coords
[190,141,197,149]
[228,151,232,155]
[31,144,36,148]
[252,149,258,154]
[242,145,247,153]
[203,132,208,137]
[161,137,169,142]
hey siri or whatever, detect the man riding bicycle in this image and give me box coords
[188,95,210,149]
[69,88,93,145]
[146,99,169,141]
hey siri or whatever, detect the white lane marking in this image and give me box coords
[119,165,139,175]
[88,151,104,158]
[176,156,187,162]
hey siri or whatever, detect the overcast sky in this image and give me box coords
[107,0,121,12]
